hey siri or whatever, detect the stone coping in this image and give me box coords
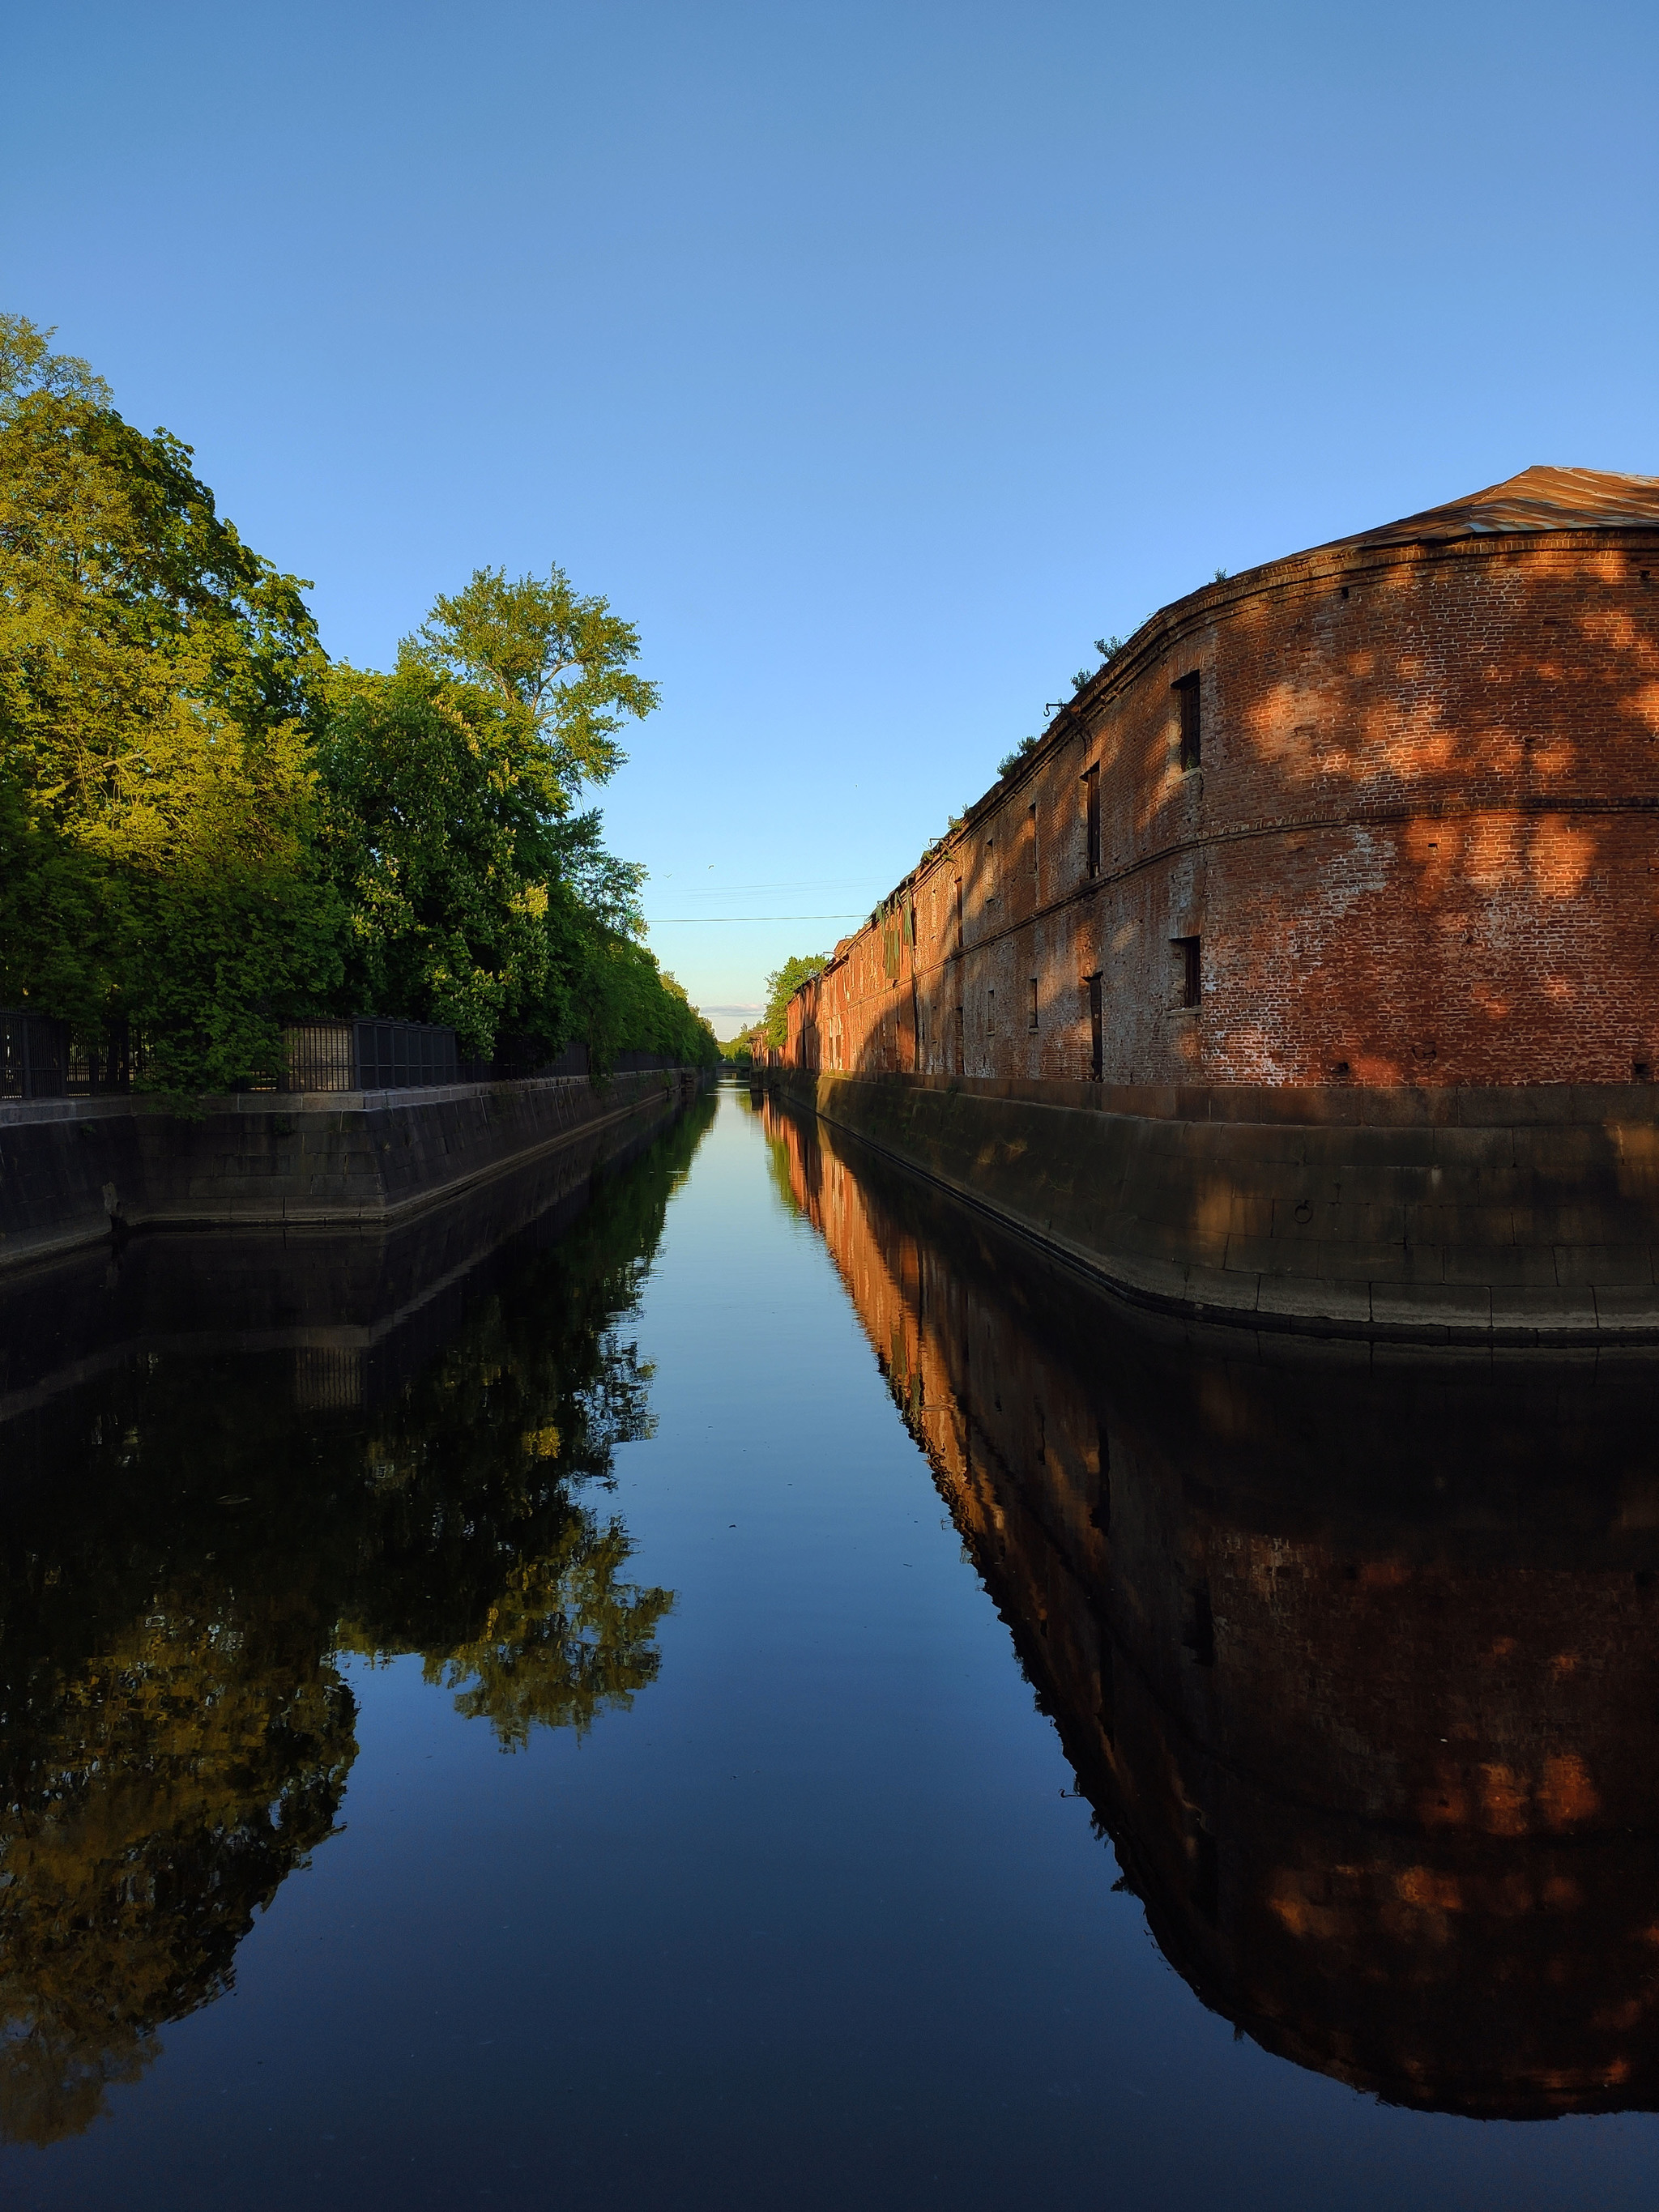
[804,1071,1659,1128]
[0,1070,684,1130]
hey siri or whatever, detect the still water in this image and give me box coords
[2,1080,1658,2208]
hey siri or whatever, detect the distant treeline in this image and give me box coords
[0,317,719,1090]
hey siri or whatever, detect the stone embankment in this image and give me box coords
[0,1068,706,1276]
[774,1069,1659,1345]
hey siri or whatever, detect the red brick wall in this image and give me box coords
[789,529,1659,1088]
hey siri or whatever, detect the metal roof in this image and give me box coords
[1341,464,1659,548]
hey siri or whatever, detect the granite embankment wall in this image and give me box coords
[0,1067,705,1275]
[774,1068,1659,1345]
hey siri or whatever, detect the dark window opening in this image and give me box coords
[1086,972,1103,1079]
[1028,802,1038,879]
[1082,764,1101,877]
[1174,671,1201,772]
[1637,1061,1653,1083]
[953,1003,964,1073]
[986,988,995,1034]
[1183,1578,1215,1668]
[1174,935,1201,1008]
[1027,978,1038,1032]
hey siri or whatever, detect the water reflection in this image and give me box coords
[760,1093,1659,2121]
[0,1093,714,2145]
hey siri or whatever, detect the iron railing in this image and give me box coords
[2,1010,688,1102]
[0,1012,70,1099]
[277,1019,458,1093]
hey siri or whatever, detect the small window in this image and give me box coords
[1027,978,1038,1031]
[987,988,996,1034]
[1082,765,1101,876]
[1085,972,1103,1079]
[1173,936,1201,1008]
[953,1003,965,1074]
[1174,671,1201,772]
[1028,803,1038,880]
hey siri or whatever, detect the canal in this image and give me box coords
[2,1079,1657,2208]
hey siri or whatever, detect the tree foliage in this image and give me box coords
[761,952,829,1048]
[416,563,659,792]
[0,317,342,1089]
[0,316,718,1082]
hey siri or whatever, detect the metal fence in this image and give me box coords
[278,1019,459,1093]
[2,1010,685,1102]
[0,1012,70,1099]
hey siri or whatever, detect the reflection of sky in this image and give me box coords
[11,2,1656,1025]
[13,1089,1659,2207]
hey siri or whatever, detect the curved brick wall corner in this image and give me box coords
[774,491,1659,1337]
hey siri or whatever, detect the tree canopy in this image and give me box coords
[761,952,829,1048]
[0,316,718,1083]
[0,316,342,1089]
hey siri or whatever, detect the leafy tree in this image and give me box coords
[415,564,659,793]
[0,318,715,1083]
[317,655,559,1054]
[761,952,829,1049]
[0,315,340,1089]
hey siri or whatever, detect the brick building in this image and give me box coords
[774,469,1659,1342]
[790,466,1659,1089]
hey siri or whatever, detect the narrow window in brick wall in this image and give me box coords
[1082,765,1101,876]
[1027,978,1038,1031]
[953,1003,964,1073]
[1174,671,1201,772]
[987,988,996,1034]
[1173,936,1201,1008]
[1085,972,1103,1078]
[1028,802,1038,882]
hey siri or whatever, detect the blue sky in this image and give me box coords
[7,0,1655,1034]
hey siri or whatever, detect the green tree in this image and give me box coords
[317,654,559,1054]
[0,315,340,1089]
[415,563,659,793]
[762,952,828,1049]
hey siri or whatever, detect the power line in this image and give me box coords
[644,913,862,923]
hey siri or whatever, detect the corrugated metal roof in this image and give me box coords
[1342,464,1659,548]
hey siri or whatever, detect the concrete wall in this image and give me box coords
[766,1093,1659,2117]
[0,1068,706,1275]
[775,1068,1659,1344]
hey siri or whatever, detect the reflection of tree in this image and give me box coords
[0,1092,714,2143]
[417,1519,672,1750]
[0,1584,353,2146]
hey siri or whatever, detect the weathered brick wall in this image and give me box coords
[790,527,1659,1089]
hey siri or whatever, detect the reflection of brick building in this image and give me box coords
[776,471,1659,1340]
[763,1094,1659,2116]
